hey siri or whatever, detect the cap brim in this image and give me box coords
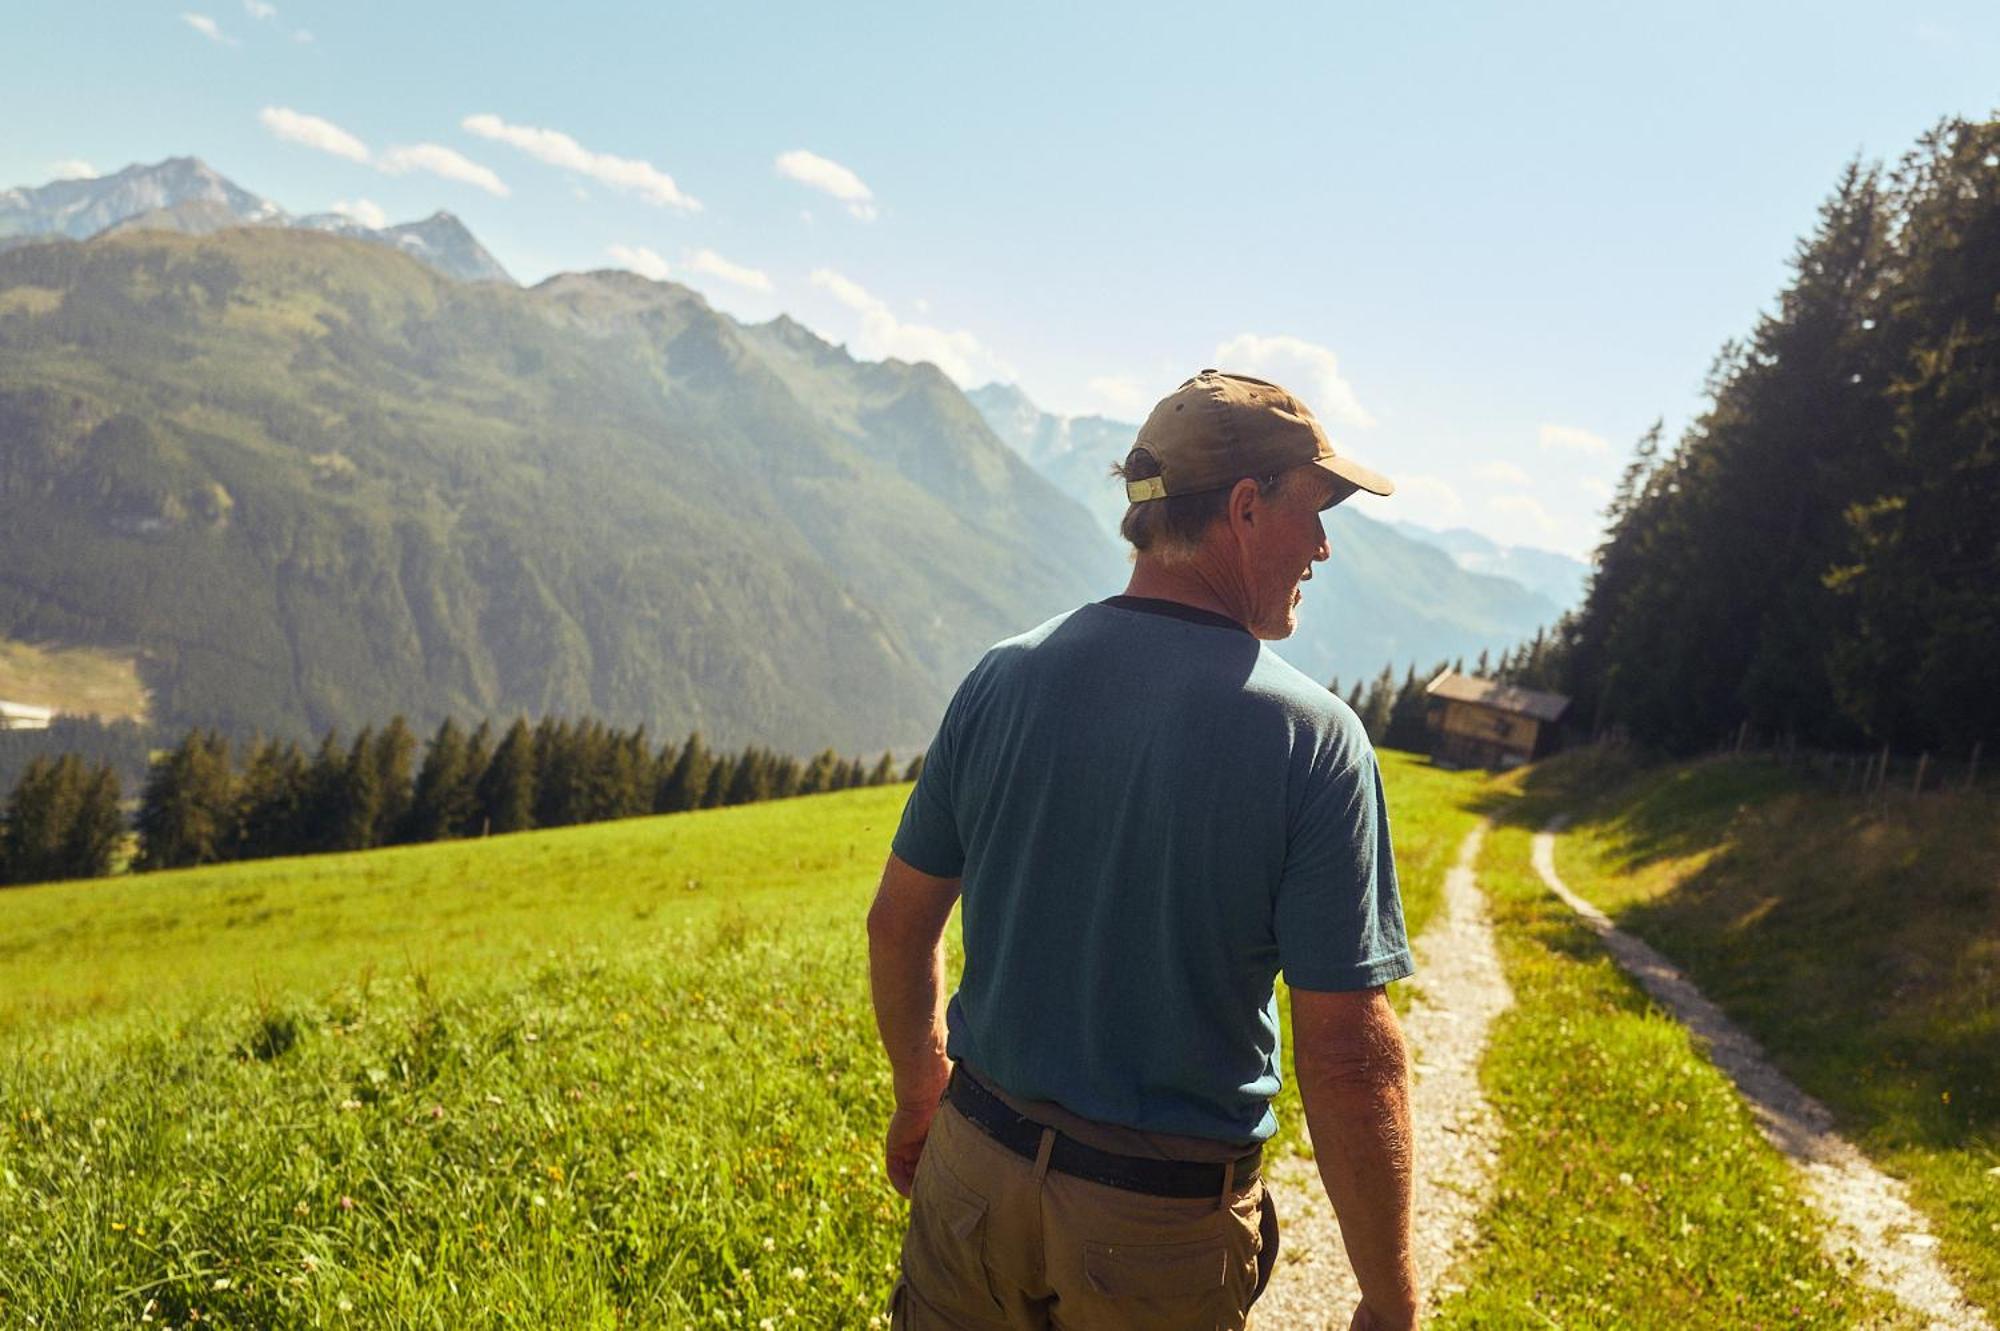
[1315,454,1394,498]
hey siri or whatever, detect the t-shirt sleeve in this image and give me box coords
[1274,747,1413,991]
[890,698,965,878]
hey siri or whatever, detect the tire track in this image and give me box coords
[1258,820,1510,1328]
[1533,816,1992,1331]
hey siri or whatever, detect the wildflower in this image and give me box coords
[212,1278,231,1291]
[762,1236,776,1252]
[430,1104,446,1120]
[789,1267,806,1284]
[339,1195,356,1212]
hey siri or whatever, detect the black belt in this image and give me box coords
[945,1068,1261,1200]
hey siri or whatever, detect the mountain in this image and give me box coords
[294,210,513,285]
[0,157,282,242]
[0,158,513,284]
[1387,521,1591,611]
[0,226,1118,750]
[968,382,1562,685]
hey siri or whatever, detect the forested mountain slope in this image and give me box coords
[0,227,1119,749]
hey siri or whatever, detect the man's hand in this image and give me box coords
[1349,1298,1418,1331]
[868,853,961,1194]
[884,1095,942,1197]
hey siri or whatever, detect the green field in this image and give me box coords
[5,748,1988,1327]
[0,753,1477,1327]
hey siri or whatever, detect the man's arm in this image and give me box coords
[1291,985,1418,1331]
[867,851,962,1196]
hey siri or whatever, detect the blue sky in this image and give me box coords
[8,1,1997,558]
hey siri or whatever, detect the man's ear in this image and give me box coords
[1227,476,1262,532]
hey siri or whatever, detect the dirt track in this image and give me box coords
[1256,821,1510,1328]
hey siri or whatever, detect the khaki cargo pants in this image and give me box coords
[890,1099,1270,1330]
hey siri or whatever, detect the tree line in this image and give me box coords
[1523,115,1997,755]
[0,716,919,888]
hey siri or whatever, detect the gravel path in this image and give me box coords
[1532,818,1993,1331]
[1256,821,1511,1329]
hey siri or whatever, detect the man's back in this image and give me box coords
[892,597,1410,1144]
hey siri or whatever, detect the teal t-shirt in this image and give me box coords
[892,597,1412,1144]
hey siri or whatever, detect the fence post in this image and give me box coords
[1734,720,1748,755]
[1875,744,1892,800]
[1912,752,1930,797]
[1969,740,1983,792]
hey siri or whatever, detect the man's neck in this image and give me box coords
[1122,554,1250,629]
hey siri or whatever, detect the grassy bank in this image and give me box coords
[1432,818,1909,1328]
[1494,747,1999,1316]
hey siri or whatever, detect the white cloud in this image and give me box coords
[180,12,237,44]
[1393,474,1466,527]
[1578,476,1613,501]
[49,159,99,180]
[259,106,369,163]
[1538,423,1611,456]
[1488,492,1566,541]
[809,268,1009,385]
[775,149,876,220]
[293,27,312,42]
[1086,375,1149,418]
[1474,460,1532,486]
[607,244,671,281]
[329,198,388,229]
[378,143,509,197]
[463,114,697,210]
[243,0,275,18]
[1211,333,1375,429]
[686,248,772,292]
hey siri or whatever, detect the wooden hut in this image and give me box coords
[1423,670,1569,770]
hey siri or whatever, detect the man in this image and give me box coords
[869,370,1418,1331]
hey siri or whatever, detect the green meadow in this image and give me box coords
[3,749,1989,1328]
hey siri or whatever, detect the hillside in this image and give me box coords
[0,228,1119,749]
[1488,748,2000,1313]
[967,382,1562,684]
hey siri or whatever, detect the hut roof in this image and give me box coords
[1425,670,1570,723]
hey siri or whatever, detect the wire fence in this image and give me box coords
[1710,723,1987,800]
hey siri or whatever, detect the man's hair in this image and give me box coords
[1111,449,1293,563]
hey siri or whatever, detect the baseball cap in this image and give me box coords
[1123,369,1394,506]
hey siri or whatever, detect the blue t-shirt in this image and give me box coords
[892,597,1412,1144]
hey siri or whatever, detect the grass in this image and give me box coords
[1430,817,1910,1329]
[0,755,1477,1326]
[1495,747,2000,1317]
[0,638,150,724]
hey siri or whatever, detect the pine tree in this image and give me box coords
[371,717,416,846]
[701,753,734,808]
[135,730,235,871]
[62,763,124,880]
[868,751,898,785]
[476,719,536,835]
[657,731,710,814]
[236,738,309,859]
[1358,666,1396,742]
[406,719,476,843]
[2,756,77,884]
[902,753,926,781]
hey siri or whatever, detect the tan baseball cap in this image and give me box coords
[1123,369,1394,506]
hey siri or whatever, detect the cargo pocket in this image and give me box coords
[1081,1235,1229,1299]
[900,1154,1005,1323]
